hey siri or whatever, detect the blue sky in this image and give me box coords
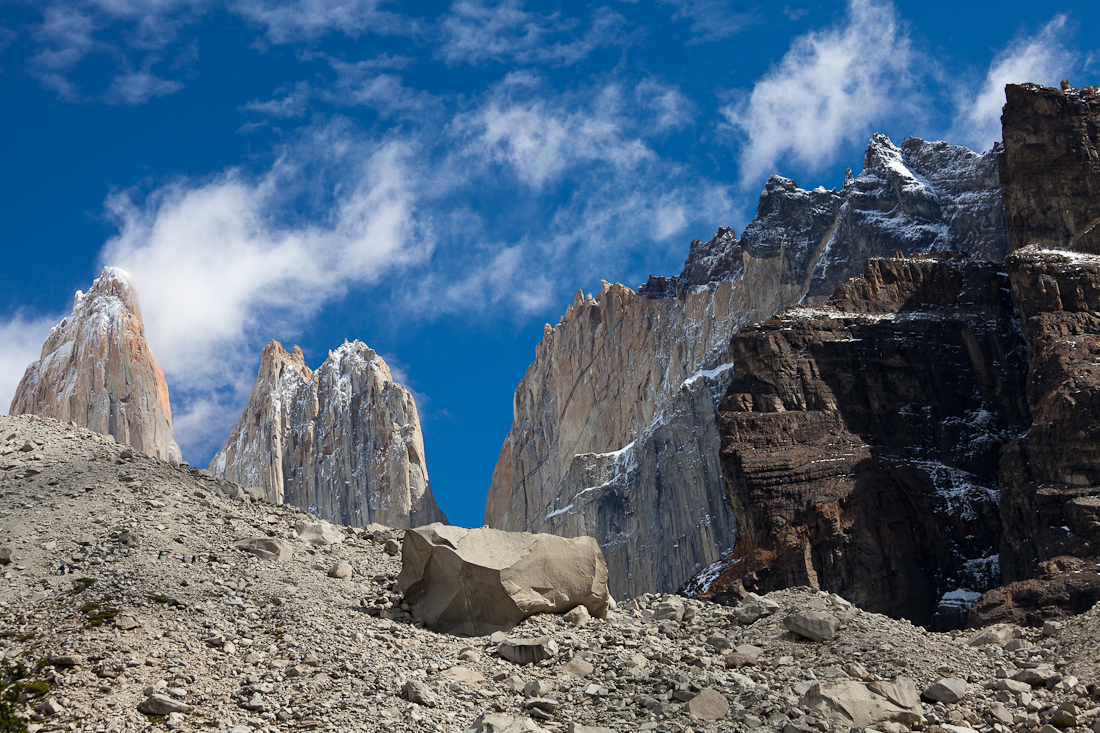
[1,0,1096,527]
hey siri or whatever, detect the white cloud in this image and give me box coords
[458,75,658,188]
[230,0,413,44]
[722,0,917,185]
[954,16,1075,153]
[0,314,59,416]
[105,63,184,104]
[439,0,627,67]
[98,120,430,458]
[28,6,97,99]
[660,0,757,44]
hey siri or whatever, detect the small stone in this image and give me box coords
[403,679,437,706]
[734,593,781,624]
[1043,620,1063,637]
[115,615,141,631]
[567,725,614,733]
[1051,711,1078,728]
[303,651,321,667]
[137,694,193,715]
[783,611,841,642]
[524,698,559,714]
[563,604,591,627]
[499,636,558,665]
[285,665,304,678]
[328,560,353,579]
[1013,665,1056,686]
[559,656,594,678]
[725,652,758,668]
[384,538,401,556]
[440,666,485,686]
[965,624,1015,647]
[654,595,685,622]
[923,677,967,703]
[0,548,11,565]
[688,688,730,720]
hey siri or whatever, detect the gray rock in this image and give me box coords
[294,520,344,545]
[403,679,437,707]
[562,604,591,626]
[688,688,730,720]
[115,615,141,631]
[465,713,549,733]
[398,524,609,636]
[965,624,1015,647]
[922,678,967,703]
[654,595,685,621]
[800,679,922,727]
[734,592,781,624]
[232,537,293,562]
[0,548,11,565]
[384,538,400,556]
[567,725,614,733]
[328,560,353,579]
[784,611,841,641]
[499,636,559,665]
[1013,665,1056,686]
[137,694,194,715]
[559,656,594,678]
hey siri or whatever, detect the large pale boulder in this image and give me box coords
[398,524,610,636]
[800,679,923,728]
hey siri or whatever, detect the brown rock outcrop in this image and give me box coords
[1000,83,1100,254]
[969,82,1100,626]
[9,267,181,463]
[210,339,446,528]
[690,255,1029,627]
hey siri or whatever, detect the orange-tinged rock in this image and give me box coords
[9,267,180,463]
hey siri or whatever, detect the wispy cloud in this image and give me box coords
[439,0,628,67]
[230,0,415,44]
[0,314,59,415]
[953,15,1075,153]
[659,0,758,43]
[722,0,918,186]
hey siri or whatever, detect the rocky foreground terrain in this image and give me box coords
[3,414,1100,733]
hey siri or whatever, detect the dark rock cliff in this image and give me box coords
[1000,83,1100,254]
[688,255,1028,628]
[687,82,1100,629]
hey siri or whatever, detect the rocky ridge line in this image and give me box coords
[487,134,1008,600]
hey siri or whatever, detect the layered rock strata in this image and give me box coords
[9,267,181,463]
[968,82,1100,625]
[487,134,1008,599]
[688,255,1028,628]
[210,340,446,529]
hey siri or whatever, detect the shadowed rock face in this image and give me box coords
[690,255,1028,628]
[9,267,181,463]
[1000,83,1100,254]
[487,134,1008,600]
[965,83,1100,627]
[210,340,446,529]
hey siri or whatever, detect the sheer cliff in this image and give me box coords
[487,134,1008,600]
[210,340,446,529]
[9,267,181,463]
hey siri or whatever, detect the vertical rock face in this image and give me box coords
[487,134,1007,600]
[208,341,312,505]
[210,340,446,529]
[966,83,1100,627]
[691,255,1028,628]
[1000,83,1100,254]
[9,267,181,463]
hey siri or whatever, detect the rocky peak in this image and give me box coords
[211,339,446,529]
[9,266,181,463]
[488,133,1009,602]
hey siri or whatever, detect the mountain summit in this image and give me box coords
[9,266,181,463]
